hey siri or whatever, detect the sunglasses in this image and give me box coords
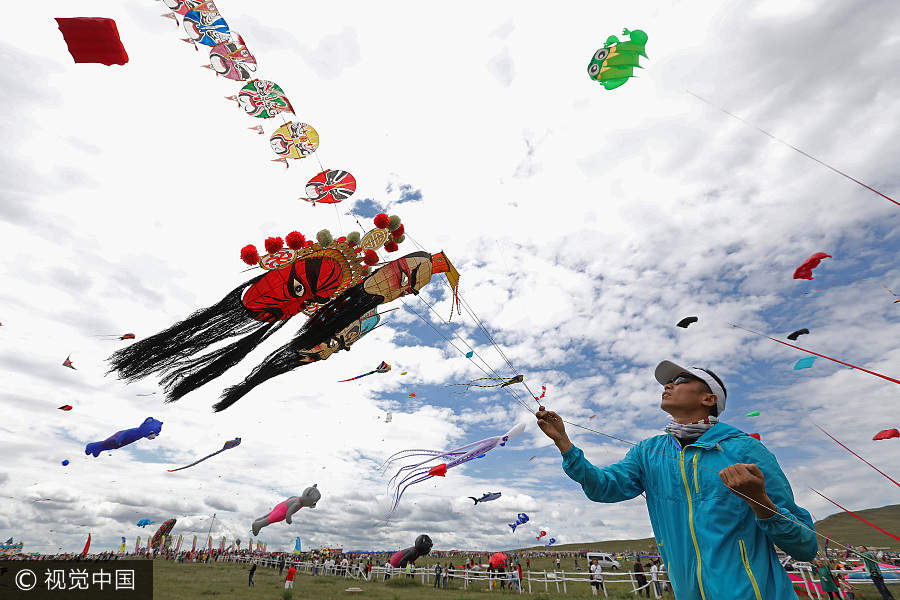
[664,375,699,386]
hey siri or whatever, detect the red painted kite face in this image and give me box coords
[243,256,344,322]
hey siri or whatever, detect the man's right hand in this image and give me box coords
[535,406,573,453]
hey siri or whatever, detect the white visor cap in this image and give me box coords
[655,360,726,415]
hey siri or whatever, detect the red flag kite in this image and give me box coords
[874,429,900,441]
[81,533,91,556]
[749,433,761,440]
[793,252,831,280]
[58,405,73,411]
[428,463,447,477]
[55,18,128,66]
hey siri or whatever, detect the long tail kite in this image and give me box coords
[687,91,899,208]
[811,488,900,542]
[168,438,241,472]
[338,361,390,382]
[814,424,900,489]
[731,324,900,385]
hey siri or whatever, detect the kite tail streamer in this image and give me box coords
[813,425,900,489]
[108,275,266,380]
[811,488,900,541]
[214,340,300,412]
[731,324,900,385]
[160,320,287,402]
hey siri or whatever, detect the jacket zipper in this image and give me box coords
[679,447,706,600]
[739,539,762,600]
[692,453,700,494]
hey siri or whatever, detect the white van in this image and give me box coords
[586,552,621,570]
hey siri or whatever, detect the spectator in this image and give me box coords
[248,560,257,587]
[650,559,662,598]
[634,560,650,598]
[434,562,442,588]
[526,556,531,569]
[556,556,561,571]
[285,565,296,591]
[446,561,454,588]
[516,562,523,590]
[278,555,285,576]
[535,362,817,600]
[859,546,895,600]
[838,573,855,600]
[590,558,603,596]
[815,558,840,600]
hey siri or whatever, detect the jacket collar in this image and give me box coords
[665,422,747,449]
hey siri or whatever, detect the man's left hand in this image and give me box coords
[719,463,777,518]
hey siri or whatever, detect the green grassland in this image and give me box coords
[813,503,900,550]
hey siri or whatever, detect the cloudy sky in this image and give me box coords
[1,0,899,555]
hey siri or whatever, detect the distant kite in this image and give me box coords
[469,492,501,505]
[408,393,416,398]
[587,28,648,90]
[85,417,163,457]
[450,374,524,392]
[793,253,831,280]
[676,316,698,328]
[55,17,128,65]
[465,351,474,358]
[874,429,900,441]
[61,460,69,466]
[794,356,816,370]
[749,433,761,440]
[167,438,241,472]
[58,405,73,411]
[62,355,76,370]
[508,513,529,532]
[746,411,760,417]
[338,361,390,382]
[535,386,547,401]
[385,412,393,423]
[787,329,809,341]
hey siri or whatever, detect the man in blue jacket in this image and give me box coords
[536,360,817,600]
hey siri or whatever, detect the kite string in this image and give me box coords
[730,323,900,385]
[813,424,900,489]
[685,90,899,208]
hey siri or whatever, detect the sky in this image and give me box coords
[1,0,899,556]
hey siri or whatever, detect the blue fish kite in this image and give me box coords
[137,519,153,528]
[167,438,242,472]
[794,356,817,370]
[508,512,529,532]
[545,537,557,548]
[85,417,162,457]
[469,492,501,505]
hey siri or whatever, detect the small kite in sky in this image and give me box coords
[536,530,547,541]
[400,371,408,375]
[793,252,831,280]
[787,329,809,341]
[528,456,536,462]
[137,519,153,528]
[589,414,597,419]
[794,356,817,370]
[815,424,900,488]
[545,537,557,548]
[746,410,760,417]
[465,350,474,358]
[450,374,524,392]
[874,429,900,441]
[469,492,501,505]
[61,460,69,466]
[96,333,136,340]
[58,405,73,411]
[676,316,698,328]
[383,423,526,517]
[251,485,320,536]
[55,17,128,65]
[85,417,163,457]
[167,438,241,472]
[508,512,529,532]
[408,392,416,398]
[749,433,761,440]
[338,361,390,382]
[62,355,76,370]
[385,412,393,423]
[587,28,648,90]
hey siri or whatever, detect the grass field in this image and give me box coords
[152,558,891,600]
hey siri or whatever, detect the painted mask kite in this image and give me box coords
[236,79,294,119]
[304,170,357,205]
[251,485,320,536]
[182,2,230,47]
[382,423,525,518]
[587,29,648,90]
[167,437,241,472]
[85,417,163,457]
[208,35,256,80]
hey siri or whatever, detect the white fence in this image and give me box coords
[222,555,898,598]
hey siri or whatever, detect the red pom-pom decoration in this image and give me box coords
[240,244,259,266]
[336,236,346,243]
[264,236,284,254]
[286,231,305,250]
[364,250,379,266]
[391,224,405,239]
[384,240,399,252]
[373,213,390,229]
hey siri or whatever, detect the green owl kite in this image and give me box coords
[587,28,648,90]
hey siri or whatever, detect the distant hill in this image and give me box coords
[507,504,900,553]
